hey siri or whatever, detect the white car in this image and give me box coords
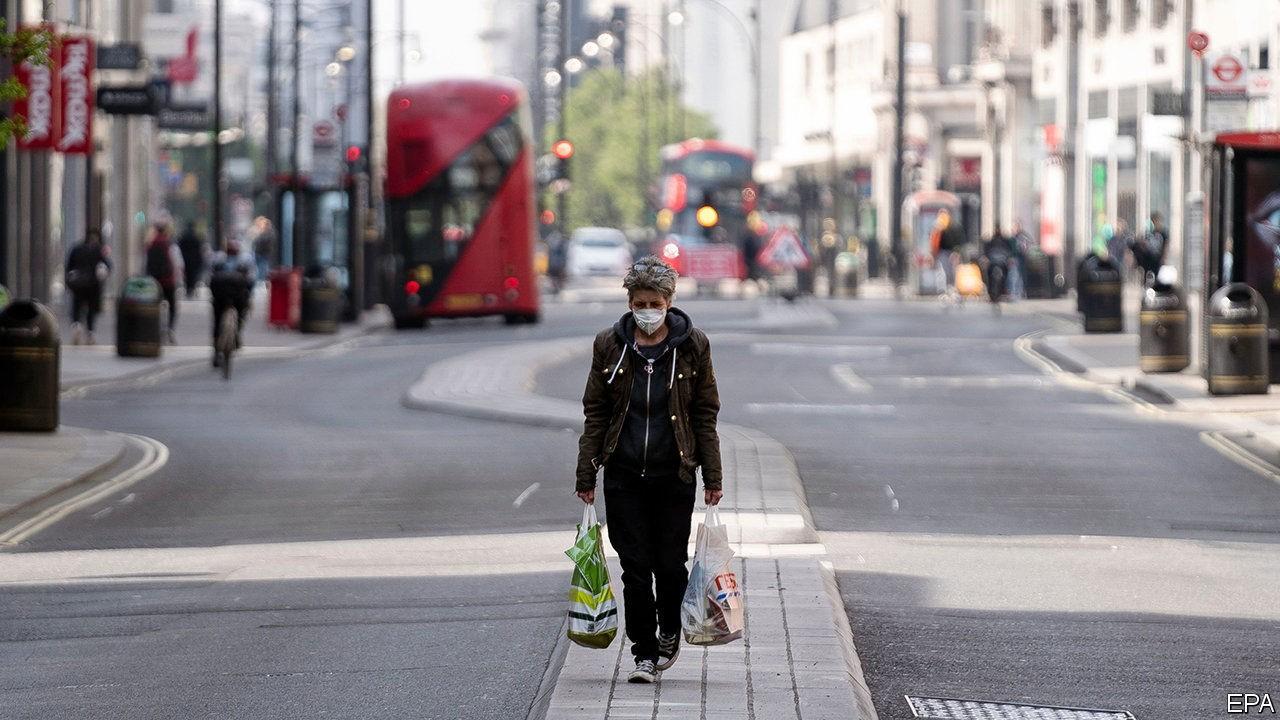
[567,227,632,279]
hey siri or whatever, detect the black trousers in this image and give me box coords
[70,288,101,332]
[603,466,695,662]
[161,285,178,330]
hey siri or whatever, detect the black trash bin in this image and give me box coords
[116,276,163,358]
[0,300,60,431]
[1139,279,1190,373]
[1078,254,1123,333]
[1206,283,1269,396]
[300,271,340,334]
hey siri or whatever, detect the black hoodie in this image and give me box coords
[607,307,693,479]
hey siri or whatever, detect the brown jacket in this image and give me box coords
[575,316,722,492]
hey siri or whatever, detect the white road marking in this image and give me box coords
[1201,431,1280,487]
[90,507,113,520]
[0,434,169,547]
[831,364,872,393]
[750,343,891,359]
[896,375,1049,389]
[119,493,136,505]
[746,402,896,417]
[513,482,542,508]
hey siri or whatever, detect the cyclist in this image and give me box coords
[208,239,256,368]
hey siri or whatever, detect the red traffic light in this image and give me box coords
[552,139,575,160]
[345,145,362,163]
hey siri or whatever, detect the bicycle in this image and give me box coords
[215,306,238,380]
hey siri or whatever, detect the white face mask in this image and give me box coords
[632,308,667,335]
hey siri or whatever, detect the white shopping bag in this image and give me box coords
[680,506,744,646]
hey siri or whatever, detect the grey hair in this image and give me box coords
[623,255,679,298]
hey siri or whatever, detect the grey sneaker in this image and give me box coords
[656,632,680,670]
[628,658,657,684]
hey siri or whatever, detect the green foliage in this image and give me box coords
[0,21,55,150]
[546,68,717,231]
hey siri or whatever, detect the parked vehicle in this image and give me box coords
[567,227,632,279]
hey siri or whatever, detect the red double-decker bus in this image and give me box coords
[654,139,756,282]
[383,78,539,328]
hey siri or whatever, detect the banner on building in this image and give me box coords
[55,35,94,155]
[14,26,57,150]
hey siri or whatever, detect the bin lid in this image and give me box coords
[122,276,161,303]
[0,299,59,347]
[1080,253,1122,279]
[1207,282,1268,321]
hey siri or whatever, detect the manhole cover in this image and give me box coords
[905,696,1135,720]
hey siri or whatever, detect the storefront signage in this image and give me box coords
[97,85,156,115]
[55,35,94,155]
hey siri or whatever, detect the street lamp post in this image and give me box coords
[213,0,225,250]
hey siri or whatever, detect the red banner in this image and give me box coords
[14,27,57,150]
[55,35,93,155]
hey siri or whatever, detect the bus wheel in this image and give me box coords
[394,314,428,330]
[504,313,540,325]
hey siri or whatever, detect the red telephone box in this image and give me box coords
[1204,132,1280,381]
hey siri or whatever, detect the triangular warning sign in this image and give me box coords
[757,228,811,270]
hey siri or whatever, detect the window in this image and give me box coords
[1154,46,1166,65]
[825,42,836,87]
[1152,0,1173,28]
[392,112,524,264]
[1122,0,1139,32]
[1088,90,1109,119]
[1041,3,1058,47]
[804,53,812,95]
[1094,0,1110,37]
[1261,43,1271,70]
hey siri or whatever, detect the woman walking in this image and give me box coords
[575,256,723,684]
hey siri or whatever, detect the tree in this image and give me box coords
[0,21,53,149]
[547,67,717,231]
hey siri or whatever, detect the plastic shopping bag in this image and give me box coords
[680,506,744,646]
[564,504,618,649]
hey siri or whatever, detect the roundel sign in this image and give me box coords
[312,120,337,147]
[1187,30,1209,55]
[1213,55,1244,84]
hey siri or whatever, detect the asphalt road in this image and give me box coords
[0,296,751,720]
[537,296,1280,720]
[4,292,1278,719]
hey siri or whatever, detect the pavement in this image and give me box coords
[403,302,877,719]
[57,290,390,394]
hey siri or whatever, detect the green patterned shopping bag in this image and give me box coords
[564,504,618,649]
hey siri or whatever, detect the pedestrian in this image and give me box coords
[575,255,723,685]
[1137,212,1169,282]
[177,221,206,299]
[1109,218,1133,278]
[1009,220,1031,299]
[145,222,184,344]
[251,216,277,285]
[547,229,568,294]
[64,229,111,345]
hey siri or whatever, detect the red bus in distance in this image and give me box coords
[383,78,540,327]
[654,139,755,282]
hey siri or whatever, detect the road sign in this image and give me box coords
[1206,52,1247,97]
[156,103,210,130]
[97,85,156,115]
[758,227,811,271]
[96,43,143,70]
[313,120,337,148]
[1187,30,1209,56]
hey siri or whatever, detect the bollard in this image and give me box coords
[0,300,60,431]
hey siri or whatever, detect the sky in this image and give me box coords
[375,0,489,86]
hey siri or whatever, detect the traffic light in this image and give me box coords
[552,139,574,181]
[696,192,718,238]
[345,145,362,165]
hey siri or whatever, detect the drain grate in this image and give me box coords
[905,696,1135,720]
